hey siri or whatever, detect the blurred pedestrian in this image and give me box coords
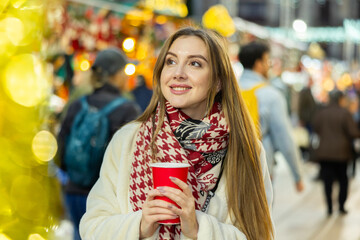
[313,90,360,216]
[132,74,153,112]
[56,47,141,240]
[238,41,304,193]
[270,58,292,116]
[80,27,274,240]
[298,73,317,133]
[298,73,319,163]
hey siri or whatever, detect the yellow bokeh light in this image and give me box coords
[125,63,136,76]
[3,54,49,107]
[178,3,188,18]
[0,17,24,46]
[32,130,58,162]
[323,78,335,92]
[155,15,167,25]
[0,233,12,240]
[122,37,136,52]
[80,59,90,71]
[28,234,45,240]
[341,73,352,86]
[136,42,149,61]
[202,4,236,37]
[10,0,26,8]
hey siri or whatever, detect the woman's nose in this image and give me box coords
[173,65,187,80]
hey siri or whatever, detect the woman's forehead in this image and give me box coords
[168,36,208,57]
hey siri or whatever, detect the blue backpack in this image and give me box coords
[64,96,127,188]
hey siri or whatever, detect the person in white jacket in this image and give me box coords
[80,27,275,240]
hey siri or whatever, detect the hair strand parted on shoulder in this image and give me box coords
[137,26,274,240]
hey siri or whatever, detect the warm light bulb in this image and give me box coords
[293,19,307,33]
[124,63,136,76]
[122,37,136,52]
[80,59,90,71]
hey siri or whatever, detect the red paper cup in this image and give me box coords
[150,162,190,225]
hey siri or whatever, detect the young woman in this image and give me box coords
[80,27,274,240]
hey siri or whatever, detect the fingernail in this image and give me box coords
[168,204,173,209]
[157,187,165,193]
[169,176,176,181]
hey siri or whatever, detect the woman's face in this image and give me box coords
[160,36,211,120]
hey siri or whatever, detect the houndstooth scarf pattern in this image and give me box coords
[129,101,229,239]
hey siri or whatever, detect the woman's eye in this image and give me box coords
[190,61,201,67]
[166,58,176,65]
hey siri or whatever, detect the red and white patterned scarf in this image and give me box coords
[130,101,229,239]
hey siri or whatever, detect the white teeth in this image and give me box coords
[172,87,189,91]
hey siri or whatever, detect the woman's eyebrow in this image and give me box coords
[188,54,208,63]
[166,51,208,63]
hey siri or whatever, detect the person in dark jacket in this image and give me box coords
[313,90,360,216]
[56,47,141,240]
[132,75,153,112]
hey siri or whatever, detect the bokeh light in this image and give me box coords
[293,19,307,33]
[0,233,12,240]
[0,17,24,46]
[28,233,45,240]
[178,3,188,18]
[32,130,58,163]
[125,63,136,76]
[3,54,49,107]
[122,37,136,52]
[202,4,236,37]
[79,59,90,71]
[155,15,167,25]
[323,78,335,92]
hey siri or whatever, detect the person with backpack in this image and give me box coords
[80,27,275,240]
[56,47,141,240]
[238,41,304,193]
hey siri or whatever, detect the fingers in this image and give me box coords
[146,189,162,200]
[156,178,198,238]
[169,177,189,190]
[145,200,175,215]
[141,190,179,231]
[156,183,195,216]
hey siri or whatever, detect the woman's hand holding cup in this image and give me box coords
[140,162,198,238]
[157,176,199,239]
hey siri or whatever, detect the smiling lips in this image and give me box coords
[170,85,192,94]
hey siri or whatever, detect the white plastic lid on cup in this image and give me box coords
[149,162,190,168]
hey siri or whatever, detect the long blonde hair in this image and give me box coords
[137,27,274,240]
